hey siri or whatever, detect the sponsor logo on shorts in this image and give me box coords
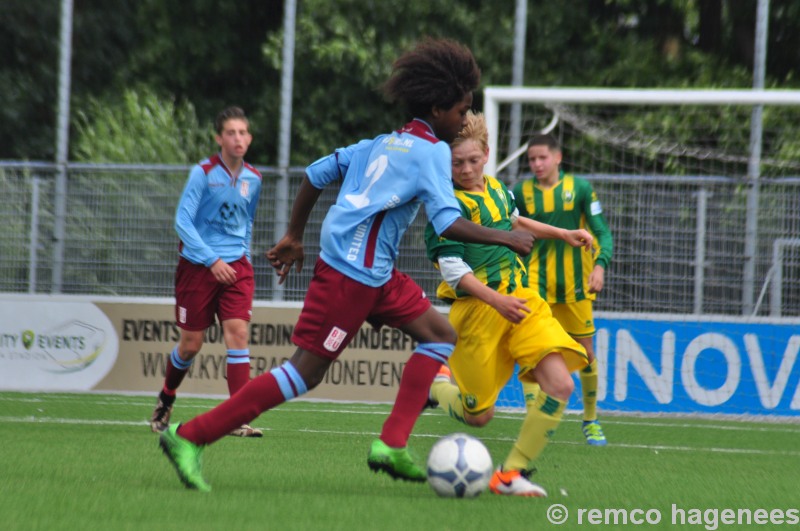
[323,326,348,352]
[178,306,187,324]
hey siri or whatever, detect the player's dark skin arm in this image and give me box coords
[265,175,322,283]
[267,177,535,280]
[442,217,534,256]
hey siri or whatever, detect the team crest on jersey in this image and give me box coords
[240,181,250,198]
[323,326,348,352]
[562,189,575,204]
[464,394,478,409]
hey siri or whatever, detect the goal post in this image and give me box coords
[484,87,800,177]
[484,87,800,415]
[483,86,800,317]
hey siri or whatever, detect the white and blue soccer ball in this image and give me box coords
[426,433,493,498]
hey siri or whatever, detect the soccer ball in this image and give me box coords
[426,433,493,498]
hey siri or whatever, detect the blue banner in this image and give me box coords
[498,316,800,417]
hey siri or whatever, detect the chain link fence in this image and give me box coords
[1,162,798,316]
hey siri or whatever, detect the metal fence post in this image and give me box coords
[53,0,74,293]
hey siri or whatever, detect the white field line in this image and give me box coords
[2,392,800,433]
[1,413,799,458]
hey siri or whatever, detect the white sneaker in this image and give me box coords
[489,468,547,497]
[228,424,263,437]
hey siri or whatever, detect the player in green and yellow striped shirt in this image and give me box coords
[424,112,593,496]
[512,133,614,446]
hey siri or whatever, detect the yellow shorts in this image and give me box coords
[549,299,595,338]
[447,286,588,415]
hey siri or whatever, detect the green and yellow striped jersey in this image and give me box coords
[512,171,613,304]
[425,176,527,301]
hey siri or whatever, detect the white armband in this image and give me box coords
[509,206,519,225]
[437,256,473,289]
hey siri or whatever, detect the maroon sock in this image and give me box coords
[164,350,189,393]
[177,371,285,445]
[226,360,250,396]
[380,354,441,448]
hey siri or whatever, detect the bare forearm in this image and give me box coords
[513,216,566,240]
[441,217,512,246]
[286,175,323,239]
[457,273,500,305]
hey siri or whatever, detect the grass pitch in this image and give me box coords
[0,392,798,531]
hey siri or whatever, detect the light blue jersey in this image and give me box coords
[175,154,262,266]
[306,119,462,287]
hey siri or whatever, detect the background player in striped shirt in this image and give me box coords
[425,111,593,497]
[513,133,614,446]
[150,106,263,438]
[157,38,535,492]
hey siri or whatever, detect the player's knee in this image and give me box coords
[465,408,494,427]
[222,320,249,347]
[178,344,201,360]
[436,326,458,346]
[289,350,332,391]
[547,376,574,402]
[295,366,325,391]
[179,332,204,356]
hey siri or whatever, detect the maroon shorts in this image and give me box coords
[174,256,254,331]
[292,258,431,359]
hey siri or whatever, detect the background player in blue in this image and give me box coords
[157,38,534,492]
[150,106,264,438]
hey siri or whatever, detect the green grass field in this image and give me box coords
[1,392,798,531]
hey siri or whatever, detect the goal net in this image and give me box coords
[485,88,800,416]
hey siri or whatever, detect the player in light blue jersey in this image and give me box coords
[150,106,264,438]
[158,38,534,492]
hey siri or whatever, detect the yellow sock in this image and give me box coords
[580,359,598,421]
[430,380,468,425]
[520,381,541,411]
[504,391,566,471]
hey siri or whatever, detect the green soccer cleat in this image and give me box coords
[582,420,608,446]
[367,439,426,482]
[159,424,211,492]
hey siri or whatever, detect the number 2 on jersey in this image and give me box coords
[344,155,388,208]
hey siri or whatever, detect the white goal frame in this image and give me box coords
[483,87,800,315]
[483,87,800,177]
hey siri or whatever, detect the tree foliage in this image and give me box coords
[2,0,799,163]
[73,87,210,164]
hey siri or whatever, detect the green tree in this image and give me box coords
[73,87,209,164]
[0,0,141,160]
[3,0,800,162]
[0,0,59,159]
[116,0,284,164]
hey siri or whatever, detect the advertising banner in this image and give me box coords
[2,296,798,416]
[498,315,800,417]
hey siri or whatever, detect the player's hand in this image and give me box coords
[490,293,531,324]
[588,265,605,294]
[505,229,535,256]
[210,259,237,285]
[565,229,593,251]
[266,236,304,284]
